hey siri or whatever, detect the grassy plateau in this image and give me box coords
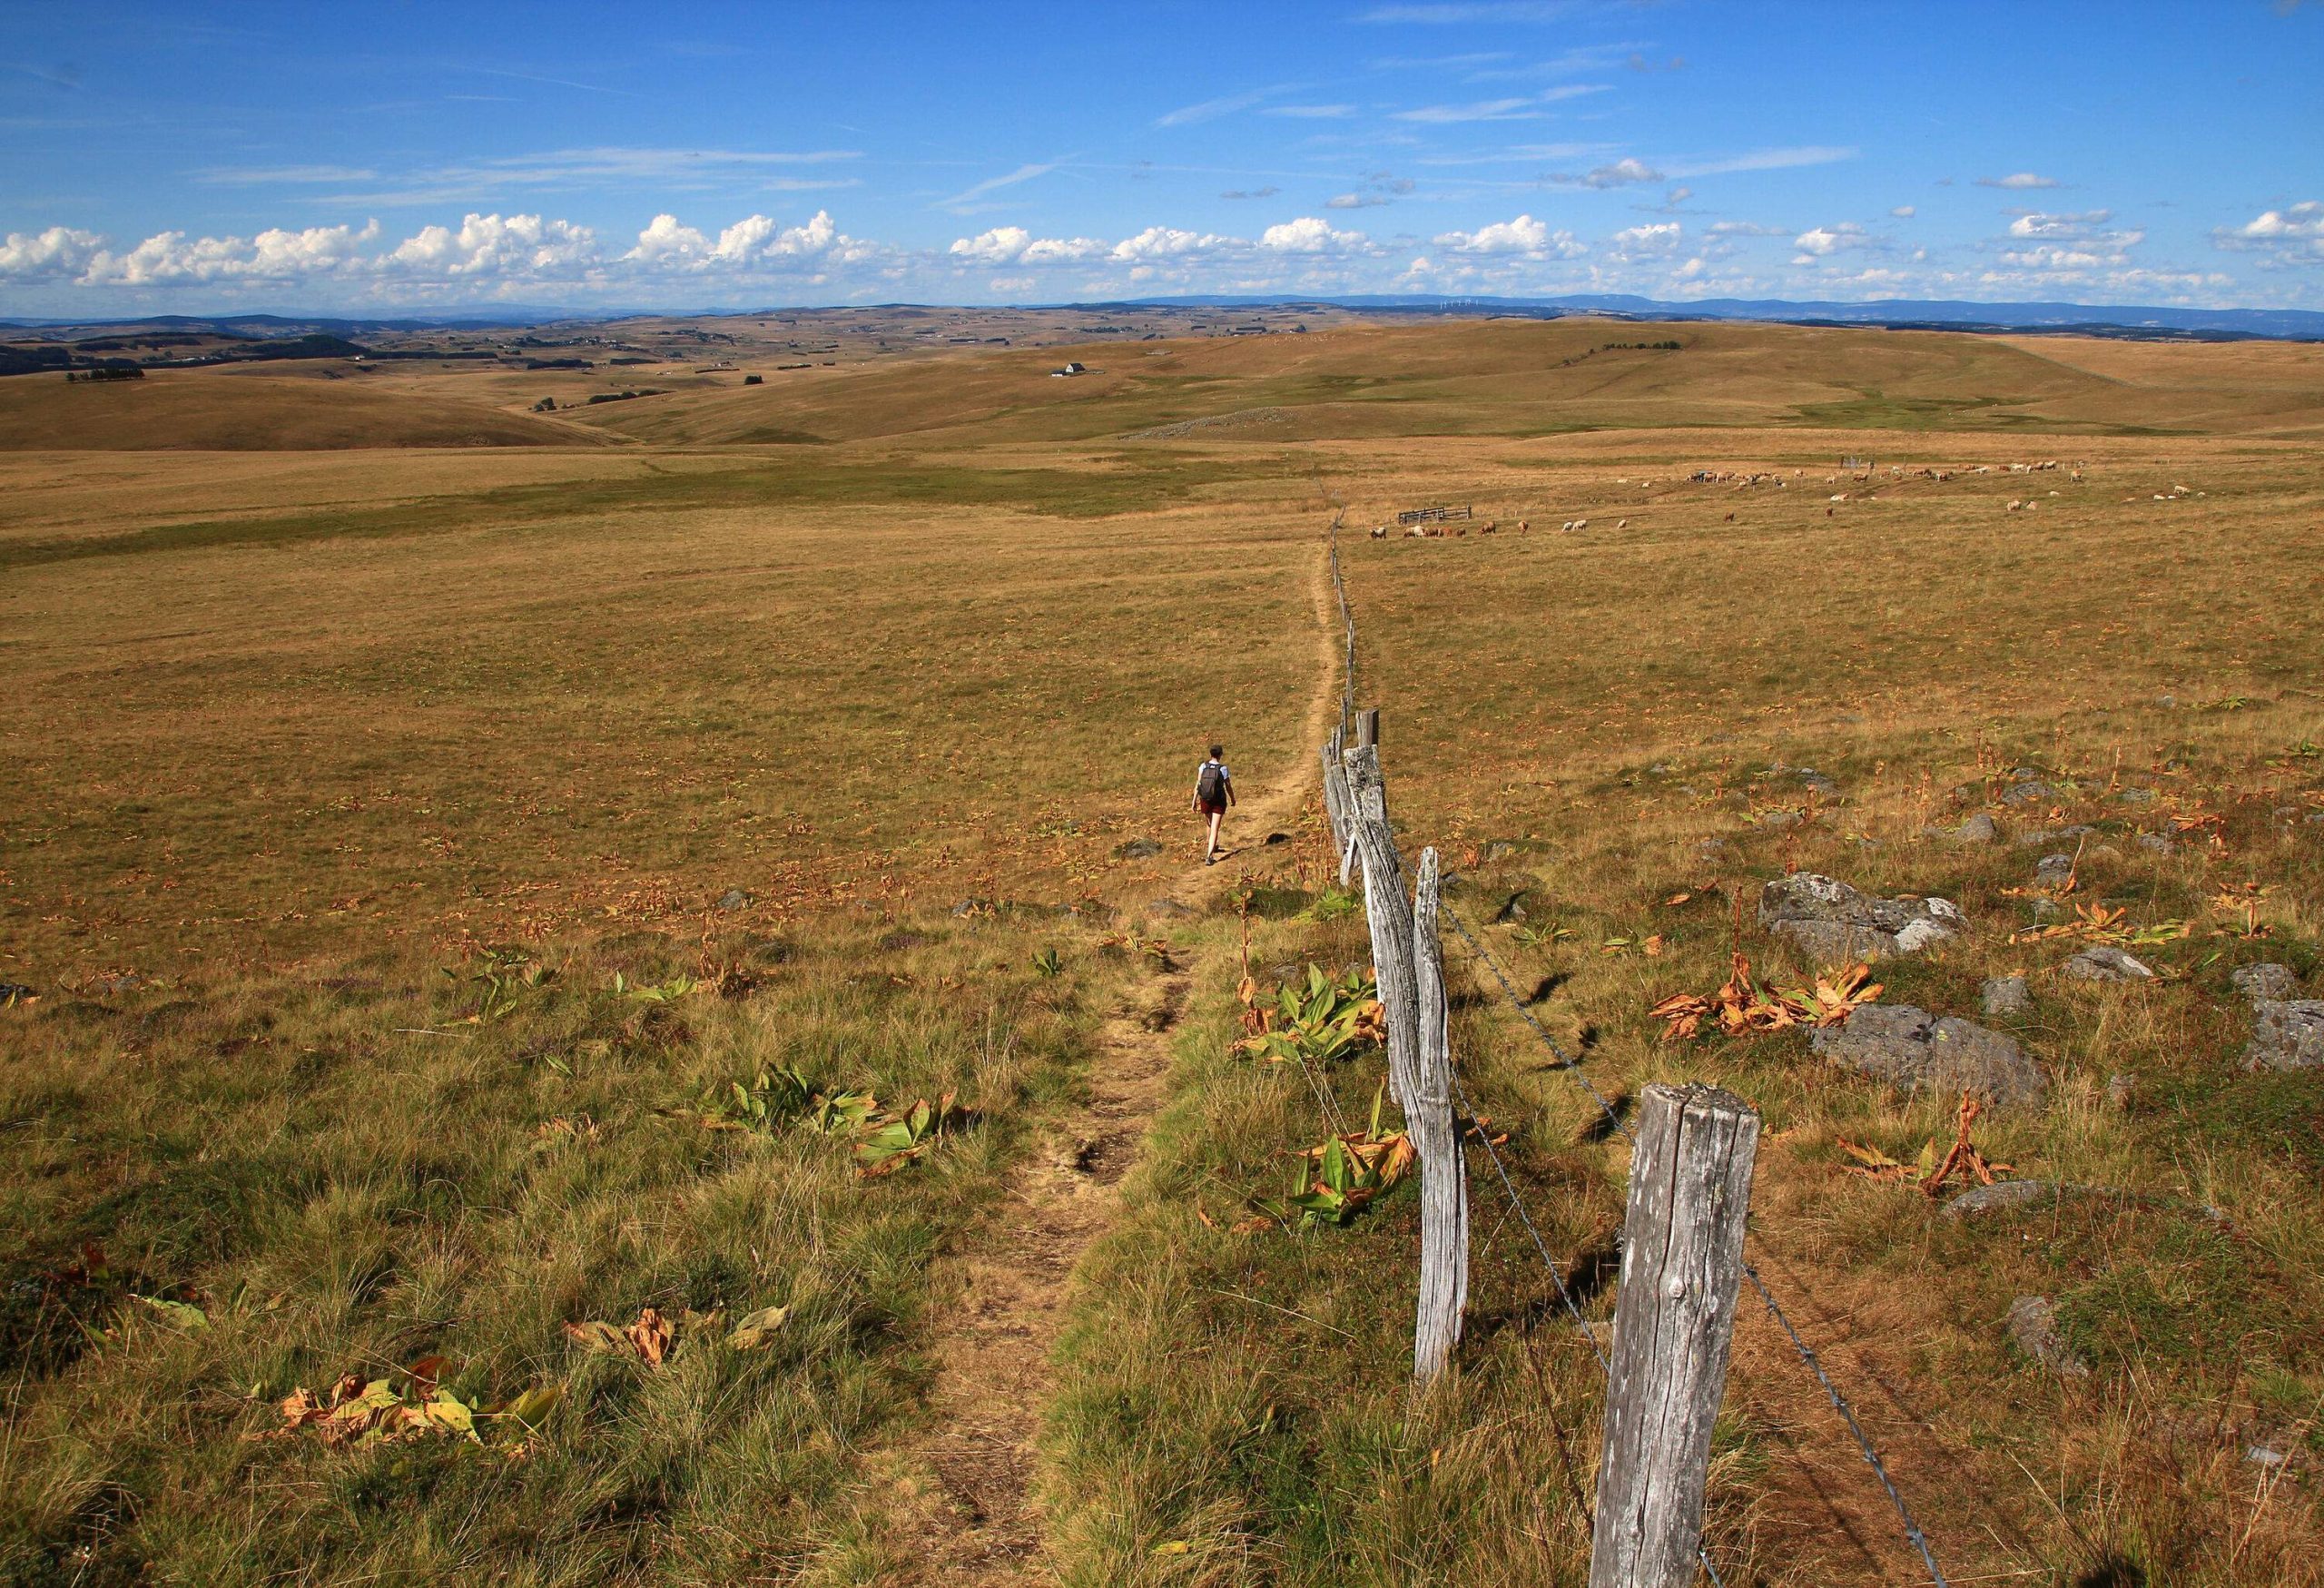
[3,313,2321,1586]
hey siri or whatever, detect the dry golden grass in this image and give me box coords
[4,317,2322,1584]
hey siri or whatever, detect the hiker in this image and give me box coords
[1194,745,1236,863]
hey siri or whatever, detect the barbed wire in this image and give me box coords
[1321,515,1950,1588]
[1442,902,1951,1588]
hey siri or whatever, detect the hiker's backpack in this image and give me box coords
[1196,763,1226,805]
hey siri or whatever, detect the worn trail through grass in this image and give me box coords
[891,538,1342,1583]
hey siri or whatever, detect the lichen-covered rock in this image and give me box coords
[2064,944,2156,982]
[1981,974,2032,1016]
[1809,1003,2044,1106]
[2034,853,2076,888]
[1945,1179,2054,1219]
[2245,999,2324,1071]
[1758,873,1966,962]
[2007,1296,2090,1378]
[1949,813,1999,844]
[2230,962,2298,1001]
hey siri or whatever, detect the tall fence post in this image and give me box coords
[1343,744,1418,1119]
[1355,707,1380,751]
[1410,848,1468,1385]
[1590,1084,1761,1588]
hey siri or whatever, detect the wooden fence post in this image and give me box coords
[1589,1084,1761,1588]
[1355,707,1380,751]
[1410,848,1469,1385]
[1342,744,1418,1119]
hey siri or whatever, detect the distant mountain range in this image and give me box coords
[5,293,2321,342]
[1102,292,2324,341]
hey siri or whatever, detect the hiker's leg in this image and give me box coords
[1206,810,1222,857]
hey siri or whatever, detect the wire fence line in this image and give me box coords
[1318,517,1952,1588]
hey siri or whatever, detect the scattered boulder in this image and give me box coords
[1481,839,1521,863]
[2014,824,2093,848]
[2106,1072,2136,1110]
[1948,813,1999,845]
[1756,809,1804,830]
[951,897,996,918]
[1981,975,2032,1017]
[1758,873,1966,962]
[2230,962,2299,1001]
[1113,837,1166,860]
[1696,837,1738,864]
[1944,1179,2054,1219]
[715,888,753,912]
[2114,787,2157,805]
[2006,1296,2090,1378]
[1791,768,1841,798]
[2033,854,2075,889]
[1998,780,2060,807]
[2245,999,2324,1071]
[2064,945,2156,982]
[1809,1003,2044,1106]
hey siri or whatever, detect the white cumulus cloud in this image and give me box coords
[0,225,105,281]
[1260,216,1369,253]
[1433,213,1582,257]
[385,212,596,279]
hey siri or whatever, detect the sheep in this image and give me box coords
[1616,518,1628,529]
[1370,526,1387,538]
[1481,521,1499,535]
[1517,519,1529,534]
[2006,499,2024,512]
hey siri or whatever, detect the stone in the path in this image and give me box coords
[2245,999,2324,1071]
[1945,1179,2054,1219]
[2230,962,2298,1001]
[1114,837,1166,859]
[2033,853,2075,889]
[1982,974,2032,1016]
[1809,1003,2044,1106]
[2064,945,2156,982]
[1759,873,1966,962]
[2007,1296,2090,1378]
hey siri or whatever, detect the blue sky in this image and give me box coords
[3,0,2320,315]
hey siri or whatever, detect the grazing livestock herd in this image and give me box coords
[1365,455,2128,548]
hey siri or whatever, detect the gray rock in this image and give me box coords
[2008,766,2048,784]
[715,888,752,912]
[2064,945,2156,982]
[1113,837,1166,859]
[2115,787,2157,804]
[2015,824,2094,848]
[1999,780,2060,807]
[1757,808,1804,830]
[2231,962,2299,1001]
[1950,813,1999,845]
[2248,1445,2290,1470]
[2245,999,2324,1071]
[1481,839,1521,863]
[1944,1179,2054,1219]
[2136,832,2175,856]
[1794,768,1841,798]
[2007,1296,2090,1378]
[1493,889,1533,924]
[1809,1003,2044,1106]
[1982,975,2032,1016]
[1758,873,1967,962]
[1696,837,1737,863]
[2106,1072,2136,1110]
[2154,694,2176,708]
[2034,853,2076,888]
[952,897,995,917]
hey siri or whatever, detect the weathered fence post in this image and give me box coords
[1354,707,1380,751]
[1589,1084,1761,1588]
[1410,848,1469,1385]
[1343,744,1418,1118]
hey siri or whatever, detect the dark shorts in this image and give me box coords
[1197,800,1226,816]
